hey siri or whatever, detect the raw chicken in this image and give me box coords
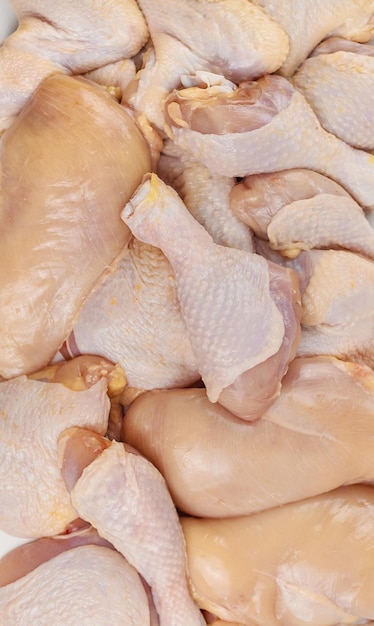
[182,485,374,625]
[121,174,301,419]
[58,427,206,626]
[0,74,151,379]
[251,0,374,76]
[293,38,374,151]
[291,250,374,368]
[84,58,137,100]
[230,169,374,259]
[0,545,151,625]
[158,138,255,251]
[59,237,199,391]
[0,356,118,538]
[165,74,374,209]
[123,356,374,517]
[0,0,148,131]
[125,0,289,127]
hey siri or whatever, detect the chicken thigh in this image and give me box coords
[59,427,206,626]
[230,169,374,259]
[0,0,148,131]
[165,74,374,209]
[0,545,151,625]
[0,74,151,379]
[125,0,289,128]
[182,485,374,625]
[123,356,374,517]
[0,356,118,538]
[251,0,374,76]
[293,38,374,151]
[60,237,199,391]
[121,174,301,419]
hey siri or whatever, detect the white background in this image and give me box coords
[0,0,17,43]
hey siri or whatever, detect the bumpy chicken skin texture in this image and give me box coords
[59,429,205,626]
[123,357,374,517]
[63,238,199,391]
[0,545,151,625]
[0,0,148,131]
[0,74,151,379]
[230,169,374,260]
[293,39,374,151]
[126,0,289,128]
[252,0,374,76]
[122,174,301,419]
[0,356,113,538]
[182,485,374,625]
[166,75,374,209]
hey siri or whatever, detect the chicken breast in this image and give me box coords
[182,485,374,625]
[123,356,374,517]
[0,74,151,379]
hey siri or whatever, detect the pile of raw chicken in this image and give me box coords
[1,0,374,624]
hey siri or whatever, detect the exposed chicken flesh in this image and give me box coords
[251,0,374,76]
[182,485,374,625]
[125,0,289,128]
[123,357,374,517]
[289,250,374,368]
[158,138,255,251]
[58,427,206,626]
[293,38,374,151]
[60,237,199,390]
[121,174,301,419]
[0,545,151,625]
[0,74,151,379]
[0,0,148,132]
[0,356,115,538]
[165,74,374,209]
[230,169,374,259]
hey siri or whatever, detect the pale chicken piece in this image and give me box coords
[121,174,301,420]
[165,74,374,210]
[230,169,374,260]
[291,250,374,368]
[158,138,254,251]
[84,58,137,100]
[251,0,374,76]
[0,356,117,538]
[182,485,374,625]
[123,356,374,518]
[292,39,374,151]
[124,0,289,128]
[58,237,199,391]
[0,74,151,379]
[0,0,148,131]
[58,428,206,626]
[0,545,151,625]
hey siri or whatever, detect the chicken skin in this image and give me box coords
[59,428,206,626]
[165,74,374,209]
[0,74,151,379]
[123,356,374,517]
[0,0,148,132]
[182,485,374,625]
[122,174,301,419]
